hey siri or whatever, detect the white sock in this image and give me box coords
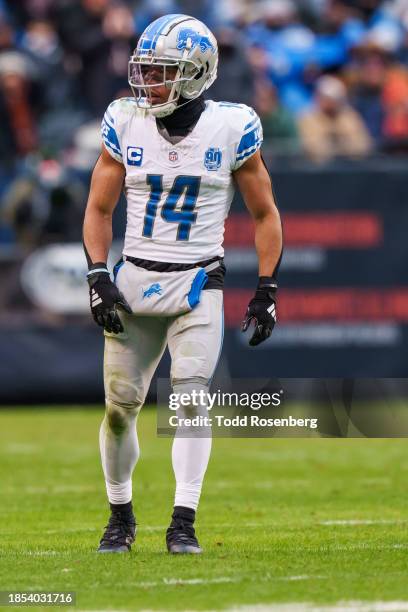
[172,437,212,510]
[99,408,140,505]
[171,382,212,511]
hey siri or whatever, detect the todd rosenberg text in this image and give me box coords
[168,414,319,430]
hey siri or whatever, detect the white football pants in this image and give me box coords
[100,288,223,511]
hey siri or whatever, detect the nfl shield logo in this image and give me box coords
[169,150,178,162]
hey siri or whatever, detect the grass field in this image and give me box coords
[0,407,408,611]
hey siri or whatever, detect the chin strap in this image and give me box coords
[150,101,178,118]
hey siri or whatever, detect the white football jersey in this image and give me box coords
[101,97,263,263]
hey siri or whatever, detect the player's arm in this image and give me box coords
[233,150,283,346]
[234,150,282,277]
[83,144,125,264]
[83,144,132,333]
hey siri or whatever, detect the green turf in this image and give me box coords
[0,407,407,611]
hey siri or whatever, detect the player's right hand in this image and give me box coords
[87,264,132,334]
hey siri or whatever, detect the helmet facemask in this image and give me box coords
[128,49,202,118]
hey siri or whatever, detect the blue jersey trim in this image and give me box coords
[236,124,262,156]
[244,115,259,131]
[101,116,122,159]
[187,268,208,309]
[236,144,261,162]
[113,260,125,284]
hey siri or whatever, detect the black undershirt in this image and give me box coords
[156,95,206,136]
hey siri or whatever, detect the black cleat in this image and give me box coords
[97,511,136,553]
[166,508,202,554]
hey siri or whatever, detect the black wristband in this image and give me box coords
[258,276,278,290]
[88,262,108,272]
[86,262,109,280]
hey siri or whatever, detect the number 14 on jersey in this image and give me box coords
[142,174,201,241]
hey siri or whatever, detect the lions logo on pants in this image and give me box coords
[142,283,163,299]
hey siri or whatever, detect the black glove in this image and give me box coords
[87,263,132,334]
[241,277,277,347]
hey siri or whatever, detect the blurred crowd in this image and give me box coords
[1,0,408,249]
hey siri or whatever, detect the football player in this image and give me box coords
[83,14,283,554]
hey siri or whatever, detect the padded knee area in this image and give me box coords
[105,401,135,435]
[105,369,144,435]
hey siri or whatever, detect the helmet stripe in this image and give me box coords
[141,13,186,51]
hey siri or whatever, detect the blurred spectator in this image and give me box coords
[347,25,408,148]
[3,0,54,25]
[254,79,300,156]
[207,25,254,106]
[347,38,388,142]
[1,156,86,250]
[390,0,408,32]
[20,19,68,104]
[0,18,38,165]
[299,75,372,162]
[246,0,317,114]
[0,59,38,157]
[18,18,83,154]
[354,0,384,22]
[382,66,408,146]
[68,119,101,171]
[134,0,179,35]
[51,0,135,116]
[314,0,366,68]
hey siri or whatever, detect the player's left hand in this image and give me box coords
[241,279,277,347]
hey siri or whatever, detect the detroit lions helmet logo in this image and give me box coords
[142,283,163,299]
[176,28,215,53]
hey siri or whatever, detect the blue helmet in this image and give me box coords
[128,14,218,117]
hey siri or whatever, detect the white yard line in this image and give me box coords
[277,576,326,581]
[320,520,407,526]
[23,551,59,556]
[227,603,408,612]
[44,525,166,534]
[292,544,408,552]
[140,525,168,532]
[19,551,75,557]
[135,601,408,612]
[123,519,408,530]
[45,527,99,534]
[135,576,239,588]
[18,543,408,558]
[3,484,100,494]
[133,575,326,589]
[241,519,407,528]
